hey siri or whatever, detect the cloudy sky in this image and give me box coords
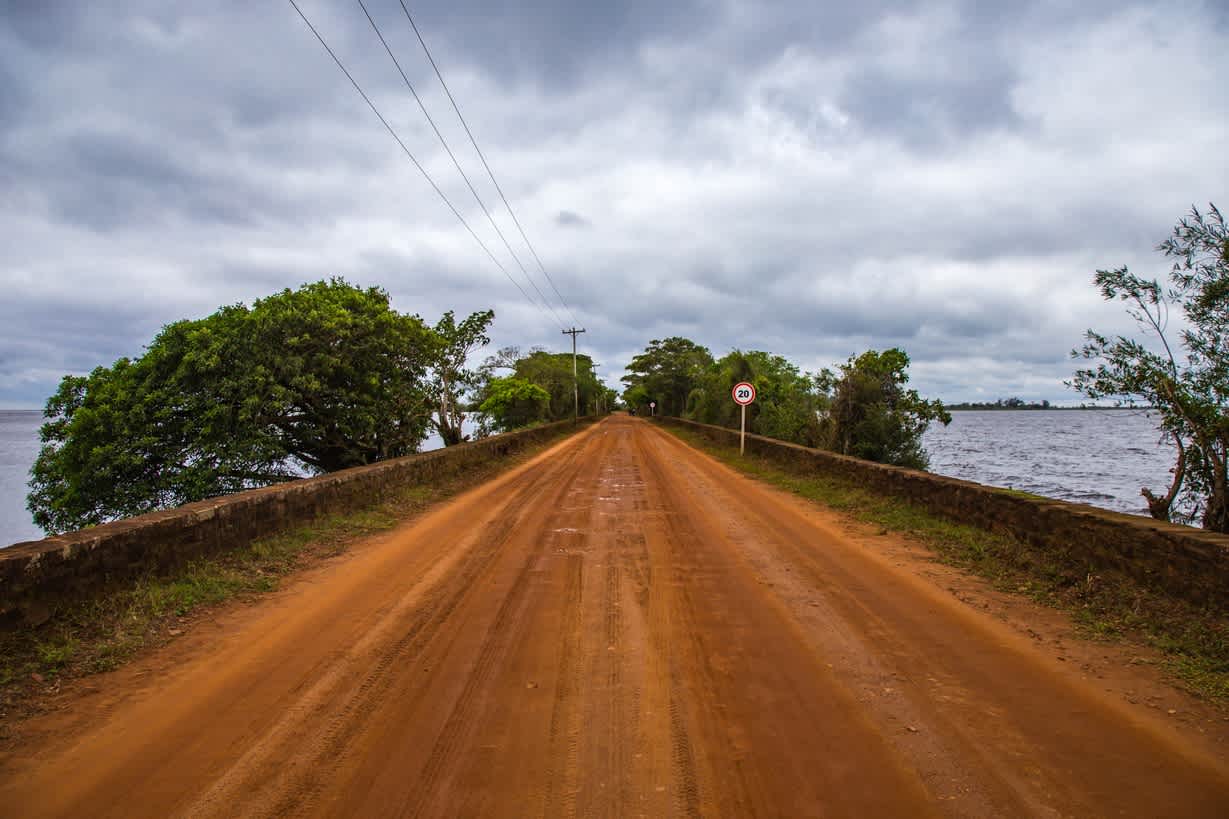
[2,0,1226,409]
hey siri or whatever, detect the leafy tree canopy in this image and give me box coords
[1071,203,1228,531]
[621,337,713,417]
[476,377,551,434]
[472,347,607,432]
[816,348,951,469]
[620,337,946,467]
[621,384,651,414]
[29,279,443,534]
[513,350,603,420]
[689,350,825,447]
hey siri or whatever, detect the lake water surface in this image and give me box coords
[922,409,1172,517]
[1,408,1176,547]
[1,410,44,546]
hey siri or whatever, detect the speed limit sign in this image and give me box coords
[732,382,755,455]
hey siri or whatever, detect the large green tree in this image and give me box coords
[1071,203,1228,531]
[817,348,950,469]
[621,337,713,417]
[28,279,440,534]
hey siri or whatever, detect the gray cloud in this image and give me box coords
[555,210,590,228]
[397,0,717,90]
[1,0,1227,409]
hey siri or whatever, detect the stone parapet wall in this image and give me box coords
[1,420,592,623]
[657,417,1229,608]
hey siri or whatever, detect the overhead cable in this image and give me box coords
[355,0,566,329]
[396,0,582,327]
[286,0,549,317]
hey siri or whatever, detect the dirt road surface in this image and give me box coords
[2,417,1227,817]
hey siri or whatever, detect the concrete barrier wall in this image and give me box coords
[657,417,1229,608]
[1,420,593,623]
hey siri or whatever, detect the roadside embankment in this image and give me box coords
[1,420,593,626]
[655,417,1229,610]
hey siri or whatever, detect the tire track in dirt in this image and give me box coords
[629,432,748,817]
[537,550,585,818]
[378,426,618,819]
[632,425,949,817]
[189,430,601,819]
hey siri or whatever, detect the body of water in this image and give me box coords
[922,409,1172,517]
[1,410,45,546]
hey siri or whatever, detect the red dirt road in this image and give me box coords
[2,416,1227,817]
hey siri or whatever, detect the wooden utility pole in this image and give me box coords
[562,327,586,423]
[593,364,604,415]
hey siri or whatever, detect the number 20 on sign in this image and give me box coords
[731,382,756,455]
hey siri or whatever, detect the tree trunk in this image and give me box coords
[1203,455,1228,533]
[1141,433,1185,522]
[1203,489,1228,533]
[439,424,464,447]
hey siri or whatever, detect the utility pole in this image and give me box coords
[562,327,586,423]
[593,363,603,415]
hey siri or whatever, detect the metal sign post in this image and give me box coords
[650,401,656,417]
[731,382,756,455]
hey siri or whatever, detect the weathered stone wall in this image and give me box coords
[1,420,593,623]
[657,417,1229,608]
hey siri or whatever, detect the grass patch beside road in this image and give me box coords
[662,424,1229,704]
[0,426,585,738]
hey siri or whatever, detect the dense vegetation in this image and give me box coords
[1071,203,1228,532]
[621,338,949,470]
[471,346,615,435]
[30,280,437,533]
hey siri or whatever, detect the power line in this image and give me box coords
[354,0,566,329]
[396,0,582,327]
[285,0,550,318]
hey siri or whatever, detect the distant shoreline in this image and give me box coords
[944,405,1155,412]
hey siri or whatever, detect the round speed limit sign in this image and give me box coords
[732,382,756,406]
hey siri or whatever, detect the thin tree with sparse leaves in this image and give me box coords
[1071,204,1228,532]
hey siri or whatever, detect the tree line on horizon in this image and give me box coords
[942,398,1156,410]
[619,339,952,471]
[944,397,1055,410]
